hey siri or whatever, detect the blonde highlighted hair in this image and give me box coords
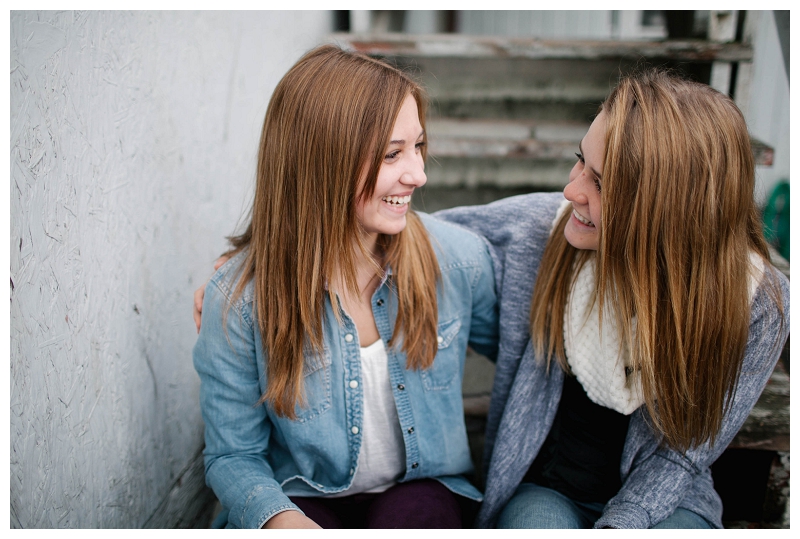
[530,68,782,451]
[226,45,439,417]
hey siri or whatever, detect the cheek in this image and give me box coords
[354,196,369,223]
[591,193,602,223]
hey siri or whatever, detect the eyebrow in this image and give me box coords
[579,139,602,180]
[389,129,425,146]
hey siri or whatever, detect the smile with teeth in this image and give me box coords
[382,195,411,206]
[572,209,594,227]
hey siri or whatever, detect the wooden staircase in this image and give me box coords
[333,32,770,213]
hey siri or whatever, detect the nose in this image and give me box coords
[401,153,427,188]
[563,162,587,204]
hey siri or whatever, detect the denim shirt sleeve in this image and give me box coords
[467,238,500,361]
[192,277,301,529]
[595,272,790,529]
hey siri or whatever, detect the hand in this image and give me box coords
[193,256,231,333]
[262,510,321,529]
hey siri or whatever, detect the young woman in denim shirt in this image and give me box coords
[437,69,789,528]
[192,45,498,529]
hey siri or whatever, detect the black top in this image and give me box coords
[524,374,632,503]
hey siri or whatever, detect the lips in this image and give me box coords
[572,209,594,227]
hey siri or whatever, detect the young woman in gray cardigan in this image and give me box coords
[437,69,789,528]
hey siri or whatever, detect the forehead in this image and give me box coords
[583,110,606,148]
[391,95,422,131]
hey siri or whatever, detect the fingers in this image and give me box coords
[214,255,230,271]
[194,256,230,333]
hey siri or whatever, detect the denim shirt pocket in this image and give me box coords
[291,345,333,422]
[420,317,462,391]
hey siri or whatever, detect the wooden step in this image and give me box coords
[425,118,585,189]
[335,34,773,175]
[334,33,753,62]
[423,116,772,189]
[334,33,753,122]
[428,118,585,158]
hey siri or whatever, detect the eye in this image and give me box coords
[415,141,426,152]
[385,150,400,161]
[575,152,585,164]
[593,177,602,193]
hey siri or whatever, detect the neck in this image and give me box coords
[331,234,384,301]
[354,234,383,297]
[360,230,379,260]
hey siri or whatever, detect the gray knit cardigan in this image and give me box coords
[435,192,790,529]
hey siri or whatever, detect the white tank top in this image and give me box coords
[330,339,406,496]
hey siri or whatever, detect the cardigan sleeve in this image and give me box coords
[595,270,790,529]
[434,192,567,303]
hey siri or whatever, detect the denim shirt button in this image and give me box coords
[437,335,443,344]
[397,384,405,390]
[349,380,358,389]
[411,462,419,469]
[376,298,384,306]
[407,427,414,434]
[351,426,359,434]
[344,334,354,343]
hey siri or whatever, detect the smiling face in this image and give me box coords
[356,94,427,249]
[563,110,606,251]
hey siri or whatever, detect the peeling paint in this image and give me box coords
[10,10,331,528]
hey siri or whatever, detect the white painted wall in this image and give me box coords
[743,11,790,206]
[10,10,331,528]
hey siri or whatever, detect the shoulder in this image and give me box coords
[486,191,568,237]
[481,191,566,221]
[417,211,492,270]
[206,250,255,310]
[749,264,789,326]
[748,265,789,342]
[433,192,567,246]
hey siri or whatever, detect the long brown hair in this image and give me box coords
[226,45,440,417]
[530,68,782,451]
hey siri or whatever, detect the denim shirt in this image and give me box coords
[193,213,499,529]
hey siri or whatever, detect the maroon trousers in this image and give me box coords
[290,479,472,528]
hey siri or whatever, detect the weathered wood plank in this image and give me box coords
[427,118,774,168]
[333,33,753,62]
[729,359,789,452]
[762,451,790,527]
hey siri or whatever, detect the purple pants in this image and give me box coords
[290,479,470,528]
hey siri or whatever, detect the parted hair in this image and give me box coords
[226,44,440,418]
[530,68,782,451]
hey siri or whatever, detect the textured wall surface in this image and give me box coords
[745,10,790,205]
[10,10,330,528]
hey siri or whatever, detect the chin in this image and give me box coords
[381,222,408,236]
[366,217,408,237]
[564,228,598,251]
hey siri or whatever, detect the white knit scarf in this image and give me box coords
[563,257,643,415]
[553,199,765,416]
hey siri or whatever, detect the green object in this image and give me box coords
[762,181,790,261]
